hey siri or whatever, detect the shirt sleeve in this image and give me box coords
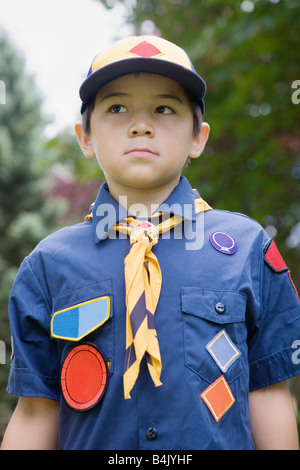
[7,256,60,401]
[248,239,300,391]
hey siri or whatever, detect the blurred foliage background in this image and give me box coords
[1,0,300,440]
[0,33,102,433]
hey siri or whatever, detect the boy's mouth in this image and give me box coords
[125,148,158,157]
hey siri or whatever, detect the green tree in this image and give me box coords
[0,31,58,428]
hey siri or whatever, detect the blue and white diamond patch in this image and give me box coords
[206,329,240,373]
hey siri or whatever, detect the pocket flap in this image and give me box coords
[181,288,246,324]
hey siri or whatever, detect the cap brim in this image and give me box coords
[80,58,206,114]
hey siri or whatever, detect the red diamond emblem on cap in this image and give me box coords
[129,41,162,58]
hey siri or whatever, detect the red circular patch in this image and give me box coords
[61,343,108,411]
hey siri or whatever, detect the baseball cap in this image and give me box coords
[79,35,206,115]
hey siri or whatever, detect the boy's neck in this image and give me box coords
[107,178,181,219]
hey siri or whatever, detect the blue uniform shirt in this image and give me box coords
[7,177,300,449]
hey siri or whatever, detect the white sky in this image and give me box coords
[0,0,133,136]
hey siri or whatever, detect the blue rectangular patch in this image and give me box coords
[206,329,240,373]
[51,296,110,341]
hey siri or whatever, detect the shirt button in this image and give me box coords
[146,427,157,441]
[215,302,226,314]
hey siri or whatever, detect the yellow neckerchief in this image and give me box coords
[112,196,212,399]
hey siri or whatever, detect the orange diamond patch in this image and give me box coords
[200,375,235,422]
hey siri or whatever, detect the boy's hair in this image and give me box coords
[81,83,203,137]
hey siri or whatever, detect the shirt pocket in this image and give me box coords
[181,287,247,384]
[51,278,114,375]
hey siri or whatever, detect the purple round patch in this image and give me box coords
[210,231,238,255]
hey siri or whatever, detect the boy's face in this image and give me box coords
[76,73,209,200]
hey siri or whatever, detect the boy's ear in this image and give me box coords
[189,122,210,159]
[74,122,95,158]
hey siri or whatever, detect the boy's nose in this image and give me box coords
[128,113,155,138]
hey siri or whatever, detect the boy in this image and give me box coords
[2,35,300,450]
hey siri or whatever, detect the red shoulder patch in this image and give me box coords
[264,241,300,303]
[264,240,288,273]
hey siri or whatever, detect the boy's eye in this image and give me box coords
[155,105,174,115]
[109,104,127,113]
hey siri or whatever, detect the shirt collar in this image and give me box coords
[92,177,199,243]
[155,176,198,222]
